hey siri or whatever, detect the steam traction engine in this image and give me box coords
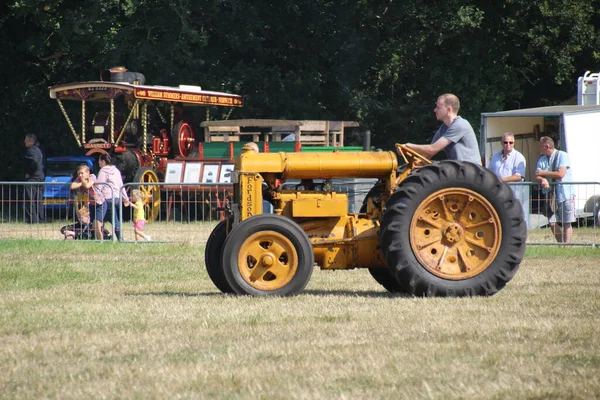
[48,67,244,220]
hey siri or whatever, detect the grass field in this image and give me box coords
[1,238,599,399]
[2,218,599,246]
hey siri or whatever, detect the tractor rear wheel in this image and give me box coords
[361,187,409,294]
[133,167,160,221]
[368,268,408,293]
[380,161,526,297]
[221,214,314,296]
[205,219,235,294]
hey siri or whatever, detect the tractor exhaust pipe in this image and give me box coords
[363,129,371,151]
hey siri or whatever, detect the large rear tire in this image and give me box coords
[368,268,407,293]
[221,214,314,296]
[205,219,235,294]
[361,188,409,294]
[380,161,526,297]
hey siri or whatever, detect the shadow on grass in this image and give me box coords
[125,291,227,297]
[125,289,411,298]
[304,289,411,298]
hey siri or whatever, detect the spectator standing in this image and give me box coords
[489,133,526,182]
[129,189,150,242]
[535,136,575,243]
[70,163,105,239]
[97,154,130,241]
[406,94,481,165]
[490,132,528,227]
[23,133,45,223]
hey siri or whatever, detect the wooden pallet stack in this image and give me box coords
[200,119,359,147]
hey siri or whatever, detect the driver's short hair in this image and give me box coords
[439,94,460,113]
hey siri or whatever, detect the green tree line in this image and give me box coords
[1,0,599,180]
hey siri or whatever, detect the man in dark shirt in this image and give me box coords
[23,133,45,223]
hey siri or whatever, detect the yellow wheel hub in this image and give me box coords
[138,170,160,221]
[238,231,298,291]
[410,188,502,280]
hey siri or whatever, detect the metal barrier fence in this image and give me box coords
[0,181,228,244]
[1,181,599,246]
[509,181,600,246]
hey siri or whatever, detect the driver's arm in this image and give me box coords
[406,137,451,159]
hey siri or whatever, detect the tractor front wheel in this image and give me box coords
[221,214,314,296]
[380,161,526,297]
[205,219,235,294]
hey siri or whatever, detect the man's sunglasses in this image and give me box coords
[503,141,514,144]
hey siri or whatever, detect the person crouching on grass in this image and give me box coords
[61,206,93,240]
[129,189,150,242]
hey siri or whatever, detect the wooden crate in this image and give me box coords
[200,119,358,146]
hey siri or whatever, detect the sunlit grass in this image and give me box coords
[0,240,599,399]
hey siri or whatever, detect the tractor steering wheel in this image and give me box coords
[395,143,432,166]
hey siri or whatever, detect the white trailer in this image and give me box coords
[578,71,600,105]
[480,105,600,225]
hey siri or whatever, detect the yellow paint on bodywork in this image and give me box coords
[238,151,398,180]
[230,144,431,271]
[300,215,386,269]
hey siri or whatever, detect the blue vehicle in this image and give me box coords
[43,156,96,216]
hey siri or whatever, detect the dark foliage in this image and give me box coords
[1,0,598,180]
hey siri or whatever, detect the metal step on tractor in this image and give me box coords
[205,144,527,297]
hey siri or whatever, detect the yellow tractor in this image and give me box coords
[205,144,526,297]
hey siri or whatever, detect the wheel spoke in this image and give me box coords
[457,200,470,224]
[246,240,269,260]
[464,236,492,251]
[268,241,288,260]
[456,243,481,274]
[415,214,442,229]
[247,262,270,282]
[440,195,456,222]
[463,218,494,230]
[261,259,290,281]
[415,234,443,250]
[436,246,449,267]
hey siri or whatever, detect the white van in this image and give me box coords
[480,105,600,225]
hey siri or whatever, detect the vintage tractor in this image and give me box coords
[205,144,527,297]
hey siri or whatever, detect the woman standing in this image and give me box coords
[96,154,130,240]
